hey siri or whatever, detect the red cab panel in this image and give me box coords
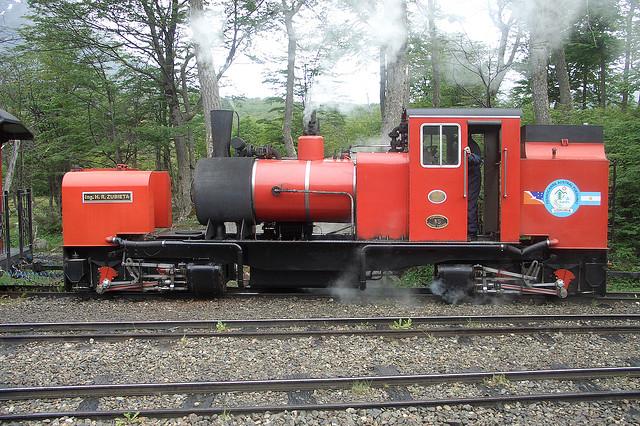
[520,154,609,249]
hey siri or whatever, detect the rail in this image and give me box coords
[1,366,638,400]
[1,323,638,342]
[3,313,639,331]
[0,390,638,421]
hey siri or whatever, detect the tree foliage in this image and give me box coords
[0,0,637,264]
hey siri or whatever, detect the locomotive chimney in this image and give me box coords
[303,110,319,136]
[210,110,234,157]
[298,135,325,160]
[298,110,324,160]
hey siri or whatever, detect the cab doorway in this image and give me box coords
[468,123,502,241]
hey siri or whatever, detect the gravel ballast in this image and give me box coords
[0,294,638,323]
[0,295,638,424]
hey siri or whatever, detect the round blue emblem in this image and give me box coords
[543,179,580,217]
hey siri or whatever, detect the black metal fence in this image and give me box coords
[0,189,34,270]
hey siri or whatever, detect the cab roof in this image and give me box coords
[407,108,522,118]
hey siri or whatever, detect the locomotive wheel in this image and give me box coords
[188,264,227,298]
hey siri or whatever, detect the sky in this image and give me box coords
[219,0,503,104]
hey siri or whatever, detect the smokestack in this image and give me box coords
[303,110,319,136]
[210,110,234,157]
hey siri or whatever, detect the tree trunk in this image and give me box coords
[190,0,222,156]
[112,122,121,164]
[48,175,54,216]
[167,89,192,219]
[381,0,409,138]
[163,145,172,172]
[196,66,221,158]
[155,142,163,170]
[553,47,572,110]
[106,88,122,164]
[187,128,195,169]
[3,141,20,193]
[18,140,23,189]
[582,68,588,109]
[529,32,551,124]
[621,0,636,110]
[599,54,606,108]
[173,135,192,218]
[379,47,386,118]
[282,12,297,158]
[427,0,440,107]
[132,145,138,169]
[53,172,62,213]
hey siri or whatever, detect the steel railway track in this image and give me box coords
[3,313,640,331]
[2,391,638,422]
[1,314,639,342]
[2,326,637,342]
[2,366,639,400]
[0,366,638,421]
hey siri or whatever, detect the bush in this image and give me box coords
[399,265,434,288]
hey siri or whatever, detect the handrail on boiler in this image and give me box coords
[271,186,356,238]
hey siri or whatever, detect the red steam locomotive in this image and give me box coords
[61,108,610,300]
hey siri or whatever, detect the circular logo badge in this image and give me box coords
[426,215,449,229]
[543,179,580,217]
[427,190,447,204]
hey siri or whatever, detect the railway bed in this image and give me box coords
[1,289,638,423]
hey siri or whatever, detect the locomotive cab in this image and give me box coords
[406,109,521,243]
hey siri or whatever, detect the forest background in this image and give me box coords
[0,0,638,276]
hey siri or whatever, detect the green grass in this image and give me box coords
[608,244,640,292]
[26,195,63,253]
[398,265,434,288]
[115,412,142,425]
[608,278,640,292]
[0,272,62,287]
[390,318,413,330]
[483,374,510,388]
[351,380,371,395]
[171,215,202,230]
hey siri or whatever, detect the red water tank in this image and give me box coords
[253,158,354,223]
[62,169,172,246]
[356,152,409,239]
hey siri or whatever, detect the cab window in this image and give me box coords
[421,124,460,167]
